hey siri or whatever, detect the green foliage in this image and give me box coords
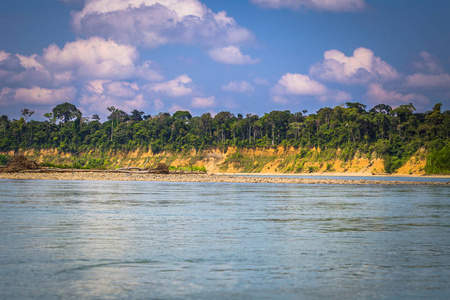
[169,165,207,172]
[0,102,449,174]
[0,154,10,165]
[326,163,334,172]
[40,162,74,169]
[52,102,81,123]
[425,144,450,174]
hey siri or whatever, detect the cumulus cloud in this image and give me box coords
[0,86,76,105]
[364,83,429,106]
[57,0,84,4]
[318,90,352,102]
[104,81,139,99]
[0,37,165,110]
[0,52,63,88]
[272,73,328,96]
[403,51,450,89]
[309,47,399,85]
[147,75,193,97]
[168,104,190,114]
[404,73,450,89]
[71,0,255,48]
[250,0,367,12]
[208,46,260,65]
[253,77,269,86]
[191,96,216,108]
[43,37,161,81]
[80,80,146,115]
[271,73,351,102]
[222,81,255,93]
[0,37,162,92]
[153,99,164,111]
[412,51,444,74]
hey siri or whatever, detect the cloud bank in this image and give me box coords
[364,83,429,106]
[271,73,351,103]
[209,46,260,65]
[222,81,255,93]
[72,0,255,48]
[310,47,399,85]
[250,0,367,12]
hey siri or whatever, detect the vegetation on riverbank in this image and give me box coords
[0,102,449,174]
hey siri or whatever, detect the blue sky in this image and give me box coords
[1,0,449,120]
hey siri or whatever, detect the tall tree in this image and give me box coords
[20,108,35,123]
[52,103,81,124]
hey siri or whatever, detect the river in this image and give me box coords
[0,179,449,299]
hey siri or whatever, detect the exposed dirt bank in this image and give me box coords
[0,171,448,186]
[1,146,431,175]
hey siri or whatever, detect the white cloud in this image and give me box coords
[0,53,57,88]
[208,46,260,65]
[364,83,429,106]
[272,73,327,95]
[191,96,216,108]
[134,61,163,82]
[42,37,153,81]
[0,37,163,108]
[404,73,450,89]
[80,80,146,116]
[0,51,10,62]
[272,95,289,104]
[1,37,173,117]
[57,0,84,4]
[72,0,255,48]
[250,0,367,12]
[253,77,269,86]
[309,47,399,85]
[271,73,351,103]
[147,75,193,97]
[222,81,255,93]
[0,86,76,105]
[0,37,161,88]
[104,81,139,98]
[168,104,190,114]
[404,52,450,89]
[17,54,45,71]
[412,51,444,74]
[154,99,164,111]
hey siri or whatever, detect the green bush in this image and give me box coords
[425,144,450,174]
[86,158,105,169]
[326,163,334,172]
[0,154,10,166]
[169,165,207,172]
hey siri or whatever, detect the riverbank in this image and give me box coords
[1,146,437,176]
[1,171,448,185]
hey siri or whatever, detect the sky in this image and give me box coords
[0,0,450,121]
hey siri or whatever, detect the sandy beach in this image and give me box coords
[0,171,448,185]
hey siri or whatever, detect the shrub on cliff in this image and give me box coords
[425,144,450,174]
[0,154,10,166]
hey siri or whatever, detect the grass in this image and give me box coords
[169,165,207,172]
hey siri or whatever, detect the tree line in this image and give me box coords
[0,101,448,173]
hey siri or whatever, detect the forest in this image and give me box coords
[0,101,449,174]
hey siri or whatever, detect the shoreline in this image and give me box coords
[216,172,450,178]
[0,171,448,185]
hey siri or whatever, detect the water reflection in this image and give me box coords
[0,180,449,299]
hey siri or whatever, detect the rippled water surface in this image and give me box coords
[0,179,449,299]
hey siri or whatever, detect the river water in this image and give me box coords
[0,179,449,299]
